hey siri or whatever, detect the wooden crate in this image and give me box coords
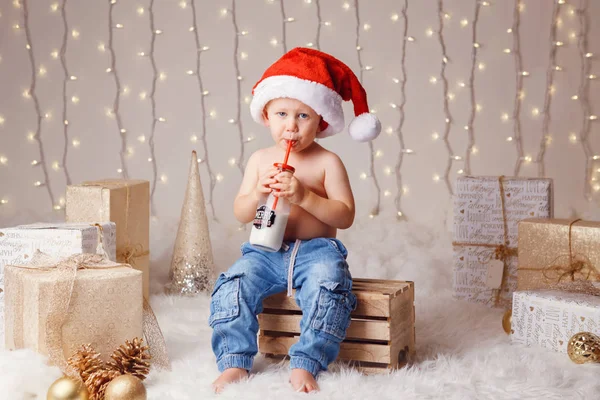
[258,278,415,374]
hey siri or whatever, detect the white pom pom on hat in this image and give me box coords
[250,47,381,142]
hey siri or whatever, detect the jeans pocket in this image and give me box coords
[310,282,356,342]
[209,272,244,327]
[326,239,348,260]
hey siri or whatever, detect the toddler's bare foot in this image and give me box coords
[212,368,249,393]
[290,368,319,393]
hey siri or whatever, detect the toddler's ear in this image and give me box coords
[262,108,270,126]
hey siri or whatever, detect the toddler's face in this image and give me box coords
[263,98,321,153]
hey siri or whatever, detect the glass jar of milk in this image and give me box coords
[249,163,295,252]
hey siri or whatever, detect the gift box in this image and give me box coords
[518,218,600,291]
[65,179,150,298]
[4,252,143,367]
[453,176,553,308]
[511,288,600,353]
[0,222,116,341]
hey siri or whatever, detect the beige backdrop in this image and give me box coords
[0,0,599,230]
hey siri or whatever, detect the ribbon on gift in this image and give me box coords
[82,180,150,268]
[10,251,170,379]
[518,219,600,287]
[452,176,517,307]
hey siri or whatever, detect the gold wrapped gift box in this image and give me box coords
[518,218,600,291]
[4,253,143,368]
[66,179,150,299]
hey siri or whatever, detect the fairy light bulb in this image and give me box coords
[569,133,577,143]
[391,13,399,22]
[363,23,371,31]
[429,76,438,84]
[137,135,146,143]
[460,18,468,27]
[359,172,367,180]
[51,161,60,171]
[137,6,144,15]
[71,29,80,39]
[432,132,439,140]
[228,158,237,166]
[72,138,80,147]
[342,2,350,10]
[433,174,440,182]
[0,156,7,165]
[216,173,224,182]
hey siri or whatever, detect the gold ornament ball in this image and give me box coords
[567,331,600,364]
[104,374,147,400]
[502,309,512,335]
[47,376,89,400]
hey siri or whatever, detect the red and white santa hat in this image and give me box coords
[250,47,381,142]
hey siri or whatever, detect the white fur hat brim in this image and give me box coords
[250,75,345,135]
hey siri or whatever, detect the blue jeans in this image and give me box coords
[209,237,357,377]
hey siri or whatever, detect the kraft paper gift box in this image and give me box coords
[4,252,143,367]
[518,218,600,291]
[0,222,116,342]
[511,288,600,353]
[65,179,150,299]
[452,176,553,309]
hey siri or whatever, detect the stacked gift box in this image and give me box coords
[452,176,553,309]
[509,218,600,354]
[0,179,153,369]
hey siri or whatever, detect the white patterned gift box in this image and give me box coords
[452,176,553,309]
[511,289,600,353]
[0,222,116,343]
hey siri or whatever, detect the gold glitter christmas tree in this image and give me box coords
[166,150,215,295]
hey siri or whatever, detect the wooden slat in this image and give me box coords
[258,313,390,341]
[259,335,391,364]
[389,285,416,365]
[263,290,391,318]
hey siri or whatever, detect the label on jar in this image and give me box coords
[253,205,276,229]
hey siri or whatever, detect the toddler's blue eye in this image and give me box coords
[298,113,309,119]
[277,112,287,117]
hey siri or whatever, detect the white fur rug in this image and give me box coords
[1,214,600,400]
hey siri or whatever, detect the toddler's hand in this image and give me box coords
[270,171,306,204]
[256,167,279,198]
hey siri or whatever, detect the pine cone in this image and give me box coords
[67,344,103,382]
[85,369,121,400]
[106,337,151,380]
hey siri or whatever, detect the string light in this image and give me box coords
[278,0,288,53]
[189,0,216,219]
[313,0,322,49]
[57,0,72,185]
[392,0,412,219]
[353,0,380,217]
[147,0,160,214]
[22,0,56,209]
[437,0,455,195]
[463,0,482,175]
[575,0,596,200]
[536,1,562,176]
[107,0,129,179]
[511,0,525,176]
[229,0,247,181]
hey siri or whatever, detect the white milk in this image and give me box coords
[249,208,289,252]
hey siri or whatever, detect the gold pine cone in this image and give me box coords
[85,369,121,400]
[67,344,103,382]
[107,338,151,380]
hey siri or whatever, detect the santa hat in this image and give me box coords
[250,47,381,142]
